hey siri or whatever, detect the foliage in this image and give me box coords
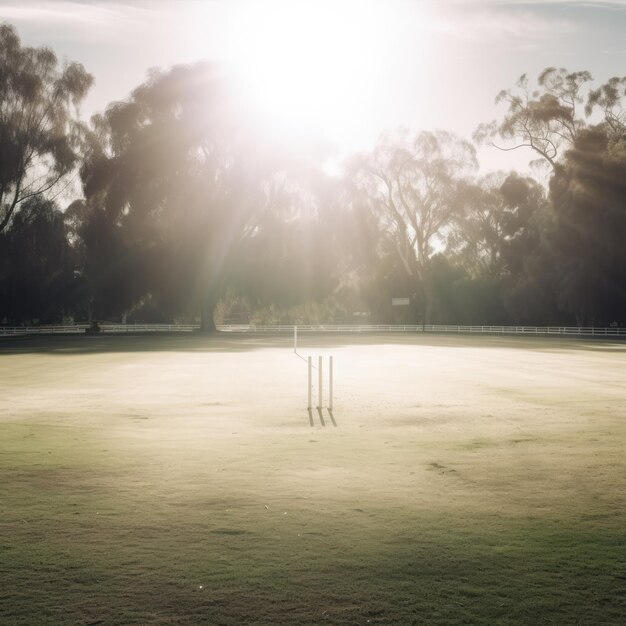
[476,68,595,169]
[0,24,93,233]
[449,173,544,278]
[586,76,626,138]
[0,197,76,323]
[348,129,477,323]
[548,128,626,325]
[78,63,262,329]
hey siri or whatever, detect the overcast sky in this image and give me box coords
[2,0,625,172]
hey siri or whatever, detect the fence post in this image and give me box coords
[318,356,323,410]
[307,357,312,410]
[329,356,333,411]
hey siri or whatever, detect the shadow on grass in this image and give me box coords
[306,408,337,427]
[0,333,289,356]
[1,331,624,356]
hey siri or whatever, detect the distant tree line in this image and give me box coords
[1,24,625,328]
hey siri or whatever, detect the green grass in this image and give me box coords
[1,334,625,624]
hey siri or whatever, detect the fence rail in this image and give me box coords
[0,323,198,336]
[219,324,626,336]
[1,323,625,337]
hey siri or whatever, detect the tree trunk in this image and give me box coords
[199,293,216,333]
[424,298,433,326]
[412,264,434,327]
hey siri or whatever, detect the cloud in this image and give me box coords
[425,5,580,47]
[440,0,626,6]
[0,0,616,53]
[0,1,177,43]
[1,1,123,24]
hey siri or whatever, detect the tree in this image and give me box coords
[475,68,593,169]
[548,128,626,325]
[443,172,560,325]
[0,197,75,323]
[348,128,477,323]
[475,68,626,325]
[80,59,338,330]
[0,24,93,233]
[476,68,626,170]
[455,173,546,268]
[65,197,155,323]
[80,62,265,330]
[448,175,508,278]
[585,76,626,138]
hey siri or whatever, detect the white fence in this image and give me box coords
[219,324,626,337]
[0,323,198,336]
[1,323,624,337]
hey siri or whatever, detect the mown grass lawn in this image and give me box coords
[1,334,625,624]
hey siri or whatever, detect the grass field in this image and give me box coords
[1,332,625,625]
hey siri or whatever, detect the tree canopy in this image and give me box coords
[0,24,93,233]
[78,63,266,329]
[349,129,477,322]
[548,128,626,325]
[475,67,626,170]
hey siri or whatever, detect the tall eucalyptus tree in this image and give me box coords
[349,128,477,323]
[0,24,93,233]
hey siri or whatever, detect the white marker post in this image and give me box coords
[318,355,323,410]
[307,356,312,409]
[294,325,298,354]
[329,355,333,411]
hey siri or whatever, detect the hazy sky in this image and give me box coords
[2,0,625,172]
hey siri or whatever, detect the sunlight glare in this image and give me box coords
[221,0,405,146]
